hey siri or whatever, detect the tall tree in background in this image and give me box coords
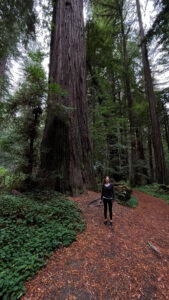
[40,0,95,195]
[89,0,138,186]
[0,0,36,94]
[115,0,137,186]
[2,51,45,175]
[136,0,167,184]
[146,0,169,48]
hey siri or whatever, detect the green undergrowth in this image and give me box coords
[0,190,86,299]
[118,195,139,208]
[136,183,169,204]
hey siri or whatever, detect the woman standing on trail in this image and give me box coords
[101,176,115,227]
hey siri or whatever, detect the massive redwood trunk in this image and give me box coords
[40,0,95,195]
[136,0,167,184]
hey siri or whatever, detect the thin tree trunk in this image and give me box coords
[117,1,137,186]
[161,102,169,151]
[136,0,167,184]
[164,113,169,151]
[0,55,8,97]
[87,61,103,104]
[92,97,96,160]
[28,108,42,176]
[40,0,95,195]
[135,127,148,184]
[148,133,154,183]
[108,70,116,103]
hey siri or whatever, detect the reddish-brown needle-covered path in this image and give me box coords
[22,190,169,300]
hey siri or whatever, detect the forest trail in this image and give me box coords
[22,190,169,300]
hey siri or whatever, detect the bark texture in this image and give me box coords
[136,0,167,184]
[148,133,154,183]
[135,127,148,185]
[40,0,95,195]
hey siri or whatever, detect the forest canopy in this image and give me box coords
[0,0,169,195]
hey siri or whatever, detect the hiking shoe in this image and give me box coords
[109,222,113,227]
[104,221,107,225]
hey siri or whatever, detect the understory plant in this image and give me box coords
[0,189,86,299]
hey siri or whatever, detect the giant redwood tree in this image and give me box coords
[136,0,167,184]
[40,0,95,195]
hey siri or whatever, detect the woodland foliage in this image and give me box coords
[86,0,169,185]
[0,190,85,299]
[0,0,169,298]
[0,0,169,188]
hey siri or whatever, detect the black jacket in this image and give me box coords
[101,183,115,200]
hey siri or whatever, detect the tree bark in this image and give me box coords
[40,0,95,195]
[164,113,169,151]
[162,103,169,151]
[136,0,167,184]
[135,127,148,185]
[148,133,154,183]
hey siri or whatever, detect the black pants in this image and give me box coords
[103,198,113,220]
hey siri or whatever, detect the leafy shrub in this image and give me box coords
[0,167,27,192]
[118,196,139,208]
[0,190,86,299]
[136,183,169,204]
[5,173,26,191]
[0,167,9,187]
